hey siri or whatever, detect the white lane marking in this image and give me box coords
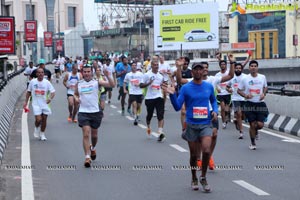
[138,124,147,129]
[151,132,160,138]
[110,105,117,109]
[126,116,134,121]
[233,180,270,196]
[170,144,188,152]
[22,105,35,200]
[281,139,300,143]
[117,110,122,114]
[242,123,300,143]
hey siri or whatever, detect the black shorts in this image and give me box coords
[78,111,103,129]
[105,87,113,92]
[67,94,74,97]
[119,86,128,96]
[217,94,231,105]
[232,101,245,112]
[244,101,269,123]
[129,94,143,104]
[54,68,60,74]
[145,98,164,121]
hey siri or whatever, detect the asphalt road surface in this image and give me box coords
[1,78,300,200]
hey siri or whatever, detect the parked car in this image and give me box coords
[184,29,216,42]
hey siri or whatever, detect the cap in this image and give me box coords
[39,58,45,64]
[192,63,204,69]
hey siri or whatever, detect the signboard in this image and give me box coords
[293,34,298,46]
[44,32,53,47]
[0,17,15,54]
[56,39,63,52]
[221,42,255,52]
[25,20,37,42]
[153,3,219,51]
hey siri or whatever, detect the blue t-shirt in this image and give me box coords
[115,62,131,86]
[170,81,218,125]
[66,63,73,72]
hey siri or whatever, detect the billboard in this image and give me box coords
[56,40,63,52]
[0,17,15,54]
[25,20,37,42]
[44,32,53,47]
[153,3,219,51]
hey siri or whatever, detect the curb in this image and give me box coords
[265,113,300,137]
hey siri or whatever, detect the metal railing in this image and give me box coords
[0,68,25,92]
[267,86,300,96]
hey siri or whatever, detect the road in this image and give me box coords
[1,79,300,200]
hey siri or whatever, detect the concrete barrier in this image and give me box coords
[265,94,300,137]
[0,75,27,162]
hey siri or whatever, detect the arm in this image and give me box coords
[63,73,69,88]
[242,52,251,67]
[221,54,235,83]
[99,69,115,88]
[74,83,81,104]
[23,91,31,109]
[169,88,185,111]
[46,92,55,104]
[210,87,218,121]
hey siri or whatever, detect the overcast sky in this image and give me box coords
[83,0,230,31]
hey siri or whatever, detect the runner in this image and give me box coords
[30,59,52,82]
[165,62,218,192]
[24,61,37,87]
[74,64,114,167]
[123,62,144,125]
[63,64,82,123]
[238,60,269,150]
[23,67,55,141]
[140,60,166,142]
[103,58,116,104]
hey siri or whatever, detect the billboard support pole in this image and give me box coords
[180,44,182,56]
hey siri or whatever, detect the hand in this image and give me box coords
[259,93,265,101]
[228,54,235,62]
[246,94,253,99]
[161,82,175,94]
[124,89,128,94]
[103,69,110,77]
[211,112,218,122]
[46,99,51,104]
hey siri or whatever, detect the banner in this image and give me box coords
[25,20,37,42]
[56,40,63,52]
[0,17,15,54]
[44,32,53,47]
[153,3,219,51]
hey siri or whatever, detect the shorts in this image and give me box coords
[129,94,143,104]
[244,101,269,123]
[67,94,74,97]
[217,94,231,105]
[105,87,113,92]
[32,104,52,116]
[232,101,245,112]
[185,123,212,142]
[78,111,103,129]
[119,86,128,96]
[100,93,107,101]
[54,68,60,74]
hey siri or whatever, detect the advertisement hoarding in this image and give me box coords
[25,20,37,42]
[153,3,219,51]
[56,40,63,52]
[44,32,53,47]
[0,17,15,54]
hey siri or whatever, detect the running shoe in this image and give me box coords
[127,108,131,115]
[147,128,151,137]
[191,179,199,190]
[249,144,257,150]
[108,100,111,104]
[197,159,202,170]
[157,133,166,142]
[133,119,138,126]
[33,127,40,138]
[222,122,227,129]
[121,109,125,116]
[208,157,215,170]
[90,145,96,160]
[40,133,47,141]
[199,177,211,193]
[68,117,72,122]
[84,158,91,168]
[73,119,78,123]
[238,132,244,139]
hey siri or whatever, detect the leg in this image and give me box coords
[188,141,199,182]
[40,114,48,132]
[200,136,212,178]
[82,125,91,156]
[91,128,98,148]
[68,96,74,119]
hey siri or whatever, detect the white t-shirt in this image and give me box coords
[66,72,81,95]
[204,75,222,91]
[215,70,230,96]
[238,73,267,103]
[141,71,164,100]
[159,62,171,82]
[78,79,100,113]
[229,73,246,101]
[28,78,55,106]
[24,66,37,82]
[124,71,144,95]
[103,63,115,80]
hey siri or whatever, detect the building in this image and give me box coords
[2,0,83,64]
[227,0,300,60]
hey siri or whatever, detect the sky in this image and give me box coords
[83,0,230,31]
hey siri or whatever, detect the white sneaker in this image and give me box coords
[222,122,227,129]
[33,127,40,138]
[40,133,47,141]
[249,144,256,150]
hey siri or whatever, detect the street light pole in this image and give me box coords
[58,0,60,57]
[29,0,33,62]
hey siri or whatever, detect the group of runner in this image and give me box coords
[23,52,269,193]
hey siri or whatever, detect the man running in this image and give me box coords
[24,61,37,88]
[30,59,52,82]
[74,64,114,168]
[166,63,218,192]
[140,60,166,142]
[63,64,82,123]
[23,68,55,141]
[123,62,144,125]
[238,60,268,150]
